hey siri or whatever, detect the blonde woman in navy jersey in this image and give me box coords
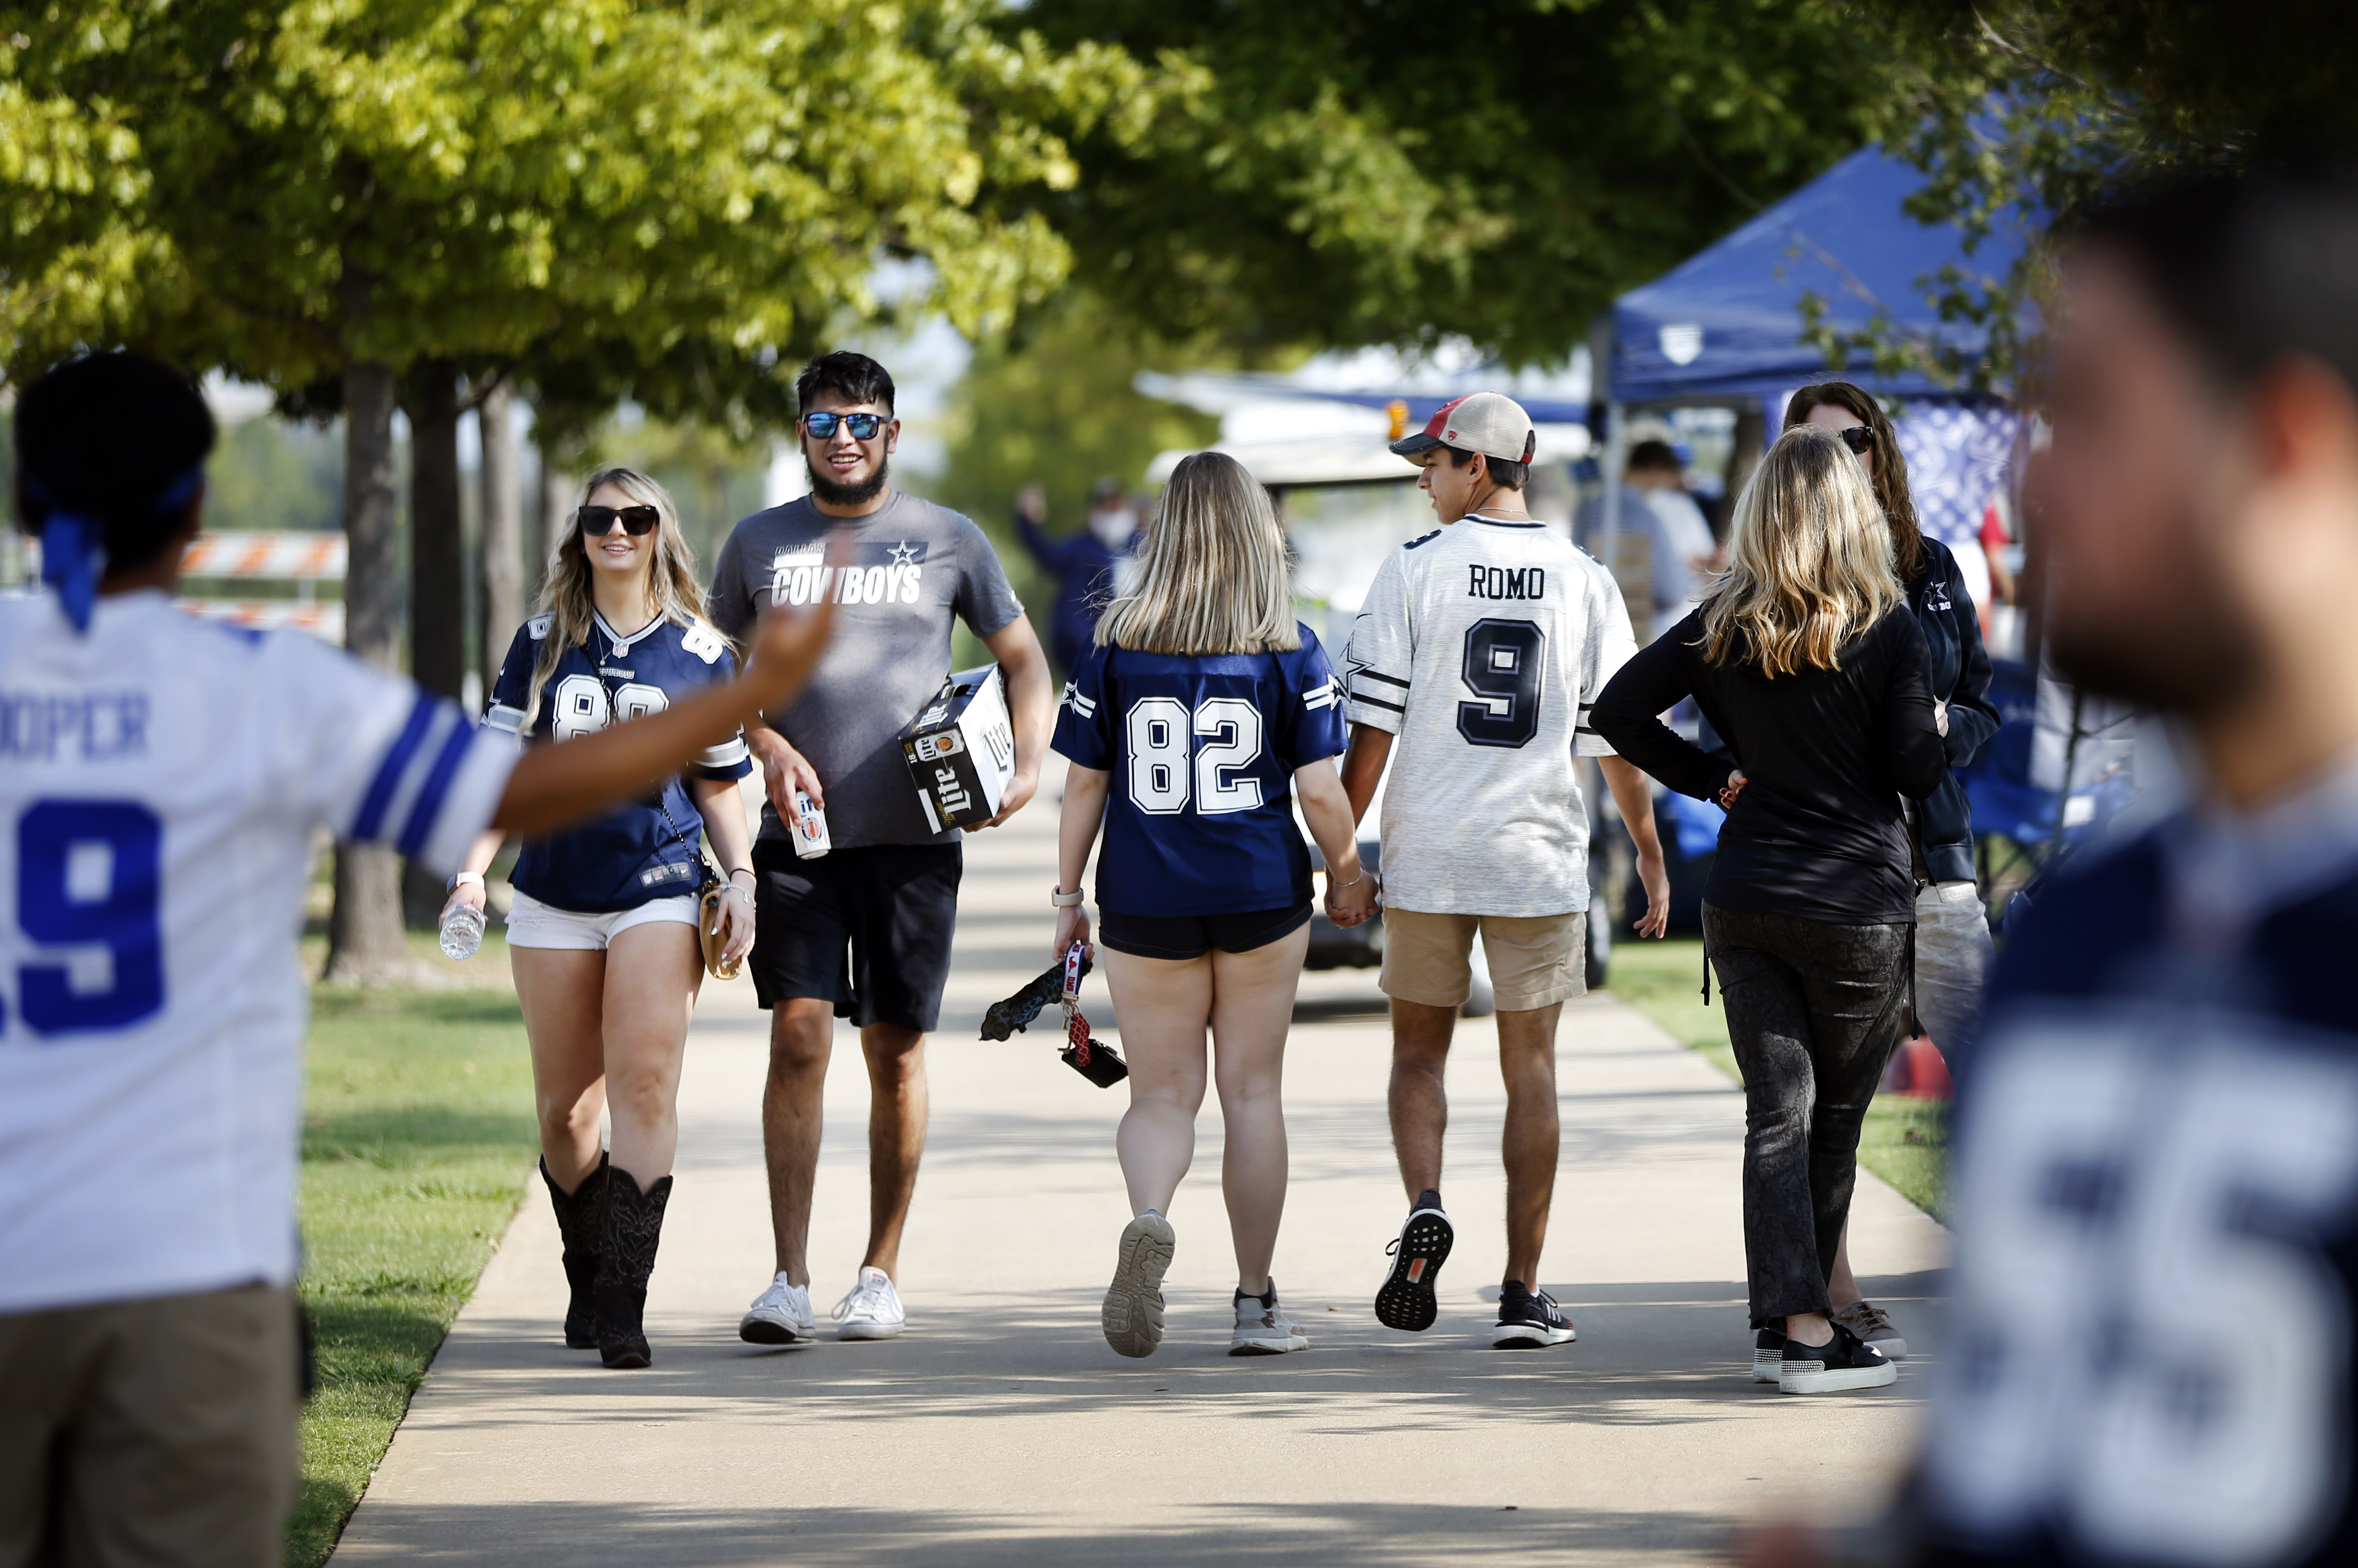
[1051,452,1378,1359]
[444,468,757,1370]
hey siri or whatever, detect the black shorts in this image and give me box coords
[1097,903,1313,962]
[749,842,963,1031]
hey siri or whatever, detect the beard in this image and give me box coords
[807,452,889,509]
[2044,547,2265,718]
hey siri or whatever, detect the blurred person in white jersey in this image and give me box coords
[0,354,832,1568]
[1755,170,2358,1568]
[1341,392,1671,1350]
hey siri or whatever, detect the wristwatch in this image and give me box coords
[1050,886,1084,908]
[448,871,485,891]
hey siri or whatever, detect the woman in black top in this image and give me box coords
[1784,381,2003,1362]
[1593,425,1946,1394]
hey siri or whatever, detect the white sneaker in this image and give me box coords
[832,1266,906,1340]
[739,1273,817,1345]
[1230,1282,1309,1356]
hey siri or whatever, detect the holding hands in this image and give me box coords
[1324,863,1379,928]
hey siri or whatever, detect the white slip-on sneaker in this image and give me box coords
[832,1266,906,1340]
[739,1273,817,1345]
[1229,1282,1309,1356]
[1102,1211,1176,1359]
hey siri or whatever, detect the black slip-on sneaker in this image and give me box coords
[1374,1202,1454,1332]
[1780,1323,1897,1393]
[1492,1281,1577,1348]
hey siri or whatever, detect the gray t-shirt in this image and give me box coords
[709,491,1025,850]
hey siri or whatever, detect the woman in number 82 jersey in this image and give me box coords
[444,469,758,1369]
[1052,451,1379,1360]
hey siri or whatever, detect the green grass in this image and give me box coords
[289,948,537,1566]
[1604,937,1948,1219]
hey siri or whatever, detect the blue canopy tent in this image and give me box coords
[1605,144,2029,406]
[1592,144,2035,582]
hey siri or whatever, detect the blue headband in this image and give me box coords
[25,467,203,633]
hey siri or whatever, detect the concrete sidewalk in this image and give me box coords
[332,779,1946,1566]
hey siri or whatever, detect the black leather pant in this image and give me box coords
[1703,903,1910,1329]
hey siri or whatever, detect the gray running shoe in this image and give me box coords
[1230,1282,1308,1356]
[1831,1300,1907,1360]
[1103,1211,1175,1358]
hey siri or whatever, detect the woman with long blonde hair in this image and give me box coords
[444,467,758,1369]
[1051,451,1377,1359]
[1592,425,1946,1395]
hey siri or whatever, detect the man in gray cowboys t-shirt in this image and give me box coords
[708,351,1053,1345]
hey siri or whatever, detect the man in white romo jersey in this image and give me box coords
[0,355,833,1568]
[1342,392,1671,1350]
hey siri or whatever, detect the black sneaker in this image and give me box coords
[1779,1322,1897,1393]
[1752,1328,1785,1384]
[1492,1281,1576,1348]
[1374,1197,1453,1332]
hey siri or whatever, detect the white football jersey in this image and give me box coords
[1345,515,1637,917]
[0,591,514,1314]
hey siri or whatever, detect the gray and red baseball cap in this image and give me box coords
[1389,391,1537,464]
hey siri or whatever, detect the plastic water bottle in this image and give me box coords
[439,902,486,960]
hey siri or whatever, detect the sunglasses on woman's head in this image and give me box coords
[1835,425,1876,455]
[578,504,660,536]
[801,410,886,441]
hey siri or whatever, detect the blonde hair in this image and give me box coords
[1696,425,1904,676]
[522,467,732,727]
[1096,452,1299,654]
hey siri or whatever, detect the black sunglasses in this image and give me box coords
[801,410,886,441]
[1835,425,1876,455]
[577,504,660,537]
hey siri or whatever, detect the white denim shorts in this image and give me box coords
[504,890,701,951]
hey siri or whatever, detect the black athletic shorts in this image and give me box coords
[1097,903,1313,962]
[749,842,963,1031]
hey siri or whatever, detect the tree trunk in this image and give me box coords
[324,355,415,983]
[536,423,577,600]
[478,380,525,691]
[399,361,467,929]
[407,361,467,703]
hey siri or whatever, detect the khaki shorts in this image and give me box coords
[0,1283,299,1568]
[1380,908,1587,1011]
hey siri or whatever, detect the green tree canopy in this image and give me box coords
[1003,0,1904,365]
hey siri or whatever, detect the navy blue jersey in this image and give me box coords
[486,611,751,913]
[1919,787,2358,1568]
[1053,627,1346,917]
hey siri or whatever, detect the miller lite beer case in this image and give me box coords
[901,663,1016,833]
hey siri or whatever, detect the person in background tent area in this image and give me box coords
[0,352,834,1568]
[1052,450,1377,1360]
[1780,380,2003,1367]
[1625,438,1726,640]
[445,467,758,1371]
[1017,476,1143,677]
[1594,424,1946,1396]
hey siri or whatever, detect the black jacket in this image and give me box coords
[1593,605,1948,925]
[1908,538,2001,884]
